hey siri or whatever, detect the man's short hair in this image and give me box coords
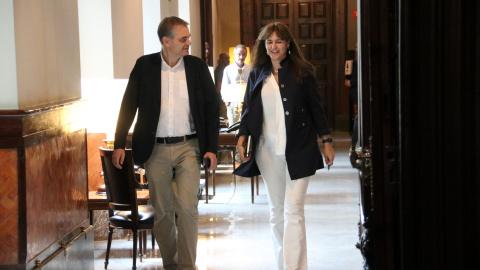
[157,16,189,45]
[234,44,247,54]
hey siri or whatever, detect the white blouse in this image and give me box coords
[259,74,287,155]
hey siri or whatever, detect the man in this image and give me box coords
[214,52,230,91]
[345,42,358,168]
[221,44,252,126]
[112,16,218,270]
[214,52,230,119]
[345,42,358,148]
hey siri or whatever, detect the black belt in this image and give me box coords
[156,134,197,144]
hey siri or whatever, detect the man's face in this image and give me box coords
[163,25,191,59]
[234,48,247,67]
[221,54,230,65]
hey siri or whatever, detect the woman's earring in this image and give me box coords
[288,49,291,55]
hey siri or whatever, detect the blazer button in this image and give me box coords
[285,111,289,115]
[302,123,305,126]
[281,84,285,88]
[283,98,287,101]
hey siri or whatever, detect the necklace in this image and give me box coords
[273,69,279,73]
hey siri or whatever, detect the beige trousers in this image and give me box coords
[144,138,201,270]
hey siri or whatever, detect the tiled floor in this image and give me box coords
[94,131,364,270]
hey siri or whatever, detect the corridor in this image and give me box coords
[93,131,363,270]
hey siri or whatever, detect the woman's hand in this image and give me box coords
[323,143,335,167]
[236,135,251,162]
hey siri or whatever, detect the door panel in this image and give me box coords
[255,0,334,119]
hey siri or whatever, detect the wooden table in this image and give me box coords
[204,132,259,204]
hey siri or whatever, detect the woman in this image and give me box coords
[234,22,335,270]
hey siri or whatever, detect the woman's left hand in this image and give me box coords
[236,135,251,162]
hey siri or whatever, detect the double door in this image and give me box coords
[254,0,335,123]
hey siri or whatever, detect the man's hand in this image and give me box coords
[345,79,351,87]
[203,152,217,171]
[112,148,125,169]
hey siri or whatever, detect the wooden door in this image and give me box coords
[356,0,480,269]
[255,0,334,124]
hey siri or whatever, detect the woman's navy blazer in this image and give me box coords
[234,57,331,180]
[114,53,219,164]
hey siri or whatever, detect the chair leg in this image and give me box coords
[138,231,143,262]
[251,176,255,204]
[105,227,114,269]
[151,231,155,251]
[143,231,147,258]
[205,169,209,204]
[132,230,138,270]
[138,231,146,260]
[213,169,216,195]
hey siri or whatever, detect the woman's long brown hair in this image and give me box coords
[251,22,315,81]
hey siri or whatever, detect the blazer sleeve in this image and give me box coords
[114,58,141,149]
[304,74,331,137]
[238,69,257,138]
[199,60,220,154]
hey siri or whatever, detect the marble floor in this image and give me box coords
[94,131,364,270]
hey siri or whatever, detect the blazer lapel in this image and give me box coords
[183,56,196,111]
[253,64,272,92]
[153,53,162,104]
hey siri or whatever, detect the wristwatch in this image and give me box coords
[322,138,333,144]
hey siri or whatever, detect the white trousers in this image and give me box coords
[255,147,310,270]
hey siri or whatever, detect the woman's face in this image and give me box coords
[265,32,290,62]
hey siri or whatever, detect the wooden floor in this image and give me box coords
[93,131,364,270]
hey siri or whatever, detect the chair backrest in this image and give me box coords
[99,148,139,220]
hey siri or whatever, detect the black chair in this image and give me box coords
[99,148,155,270]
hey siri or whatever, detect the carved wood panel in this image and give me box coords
[258,0,293,28]
[0,150,19,265]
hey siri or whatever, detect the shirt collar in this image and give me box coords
[160,51,184,70]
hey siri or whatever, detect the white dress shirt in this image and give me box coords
[220,63,252,95]
[156,53,195,137]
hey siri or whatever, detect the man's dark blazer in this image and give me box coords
[114,53,219,164]
[234,56,330,180]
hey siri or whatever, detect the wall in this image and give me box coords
[213,0,241,65]
[0,1,18,109]
[13,0,82,110]
[347,0,358,52]
[112,0,144,78]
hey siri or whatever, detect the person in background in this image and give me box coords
[214,52,230,119]
[214,52,230,91]
[345,42,358,149]
[111,16,219,270]
[234,22,335,270]
[221,44,252,126]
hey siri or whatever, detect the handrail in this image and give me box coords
[32,225,93,270]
